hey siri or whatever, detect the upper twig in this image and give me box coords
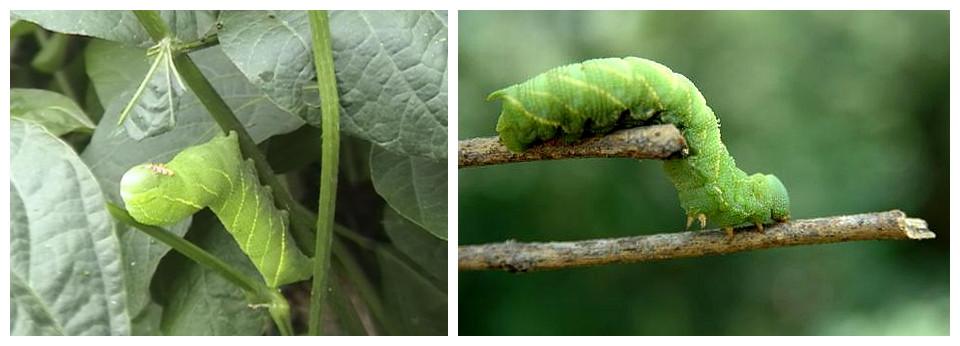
[458,124,687,168]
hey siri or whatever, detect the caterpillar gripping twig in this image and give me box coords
[488,57,790,231]
[120,132,312,287]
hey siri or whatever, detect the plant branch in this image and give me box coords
[132,10,169,41]
[307,10,341,336]
[174,32,219,53]
[458,124,687,168]
[459,210,935,272]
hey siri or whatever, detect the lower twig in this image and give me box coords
[459,210,935,272]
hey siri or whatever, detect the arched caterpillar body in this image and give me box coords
[489,57,790,231]
[120,132,311,287]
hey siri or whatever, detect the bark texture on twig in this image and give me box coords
[458,124,687,168]
[459,210,935,272]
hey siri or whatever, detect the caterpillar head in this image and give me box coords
[747,173,790,223]
[760,174,790,222]
[120,163,201,226]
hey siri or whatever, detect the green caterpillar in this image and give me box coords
[120,132,311,287]
[489,57,790,234]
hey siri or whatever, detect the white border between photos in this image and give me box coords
[0,0,957,343]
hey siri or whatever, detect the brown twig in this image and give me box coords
[459,210,935,272]
[458,124,687,168]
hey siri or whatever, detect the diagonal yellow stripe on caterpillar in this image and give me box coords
[636,74,665,110]
[160,195,203,209]
[231,171,247,234]
[244,188,261,252]
[274,220,287,287]
[527,90,581,118]
[556,75,628,110]
[499,94,561,126]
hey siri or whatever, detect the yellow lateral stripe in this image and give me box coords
[500,94,561,126]
[232,173,246,233]
[258,235,275,284]
[258,207,277,281]
[195,182,220,199]
[273,224,287,286]
[160,195,203,209]
[129,203,165,224]
[200,166,234,193]
[556,75,628,110]
[528,90,581,117]
[636,74,665,110]
[593,64,633,85]
[244,189,261,251]
[273,212,288,285]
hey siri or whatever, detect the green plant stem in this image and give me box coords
[132,10,169,41]
[307,10,341,336]
[266,290,295,336]
[174,32,219,53]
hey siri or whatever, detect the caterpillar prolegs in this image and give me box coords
[120,132,311,287]
[489,57,790,232]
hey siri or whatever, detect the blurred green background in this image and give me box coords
[458,11,948,335]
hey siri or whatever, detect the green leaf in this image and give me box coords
[84,39,151,107]
[10,88,95,136]
[382,207,446,283]
[377,248,447,335]
[13,10,217,47]
[219,10,448,160]
[265,125,322,174]
[370,145,447,239]
[218,11,318,122]
[10,118,130,335]
[152,212,269,335]
[81,39,303,333]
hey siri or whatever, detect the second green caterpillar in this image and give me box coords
[489,57,790,234]
[120,132,311,287]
